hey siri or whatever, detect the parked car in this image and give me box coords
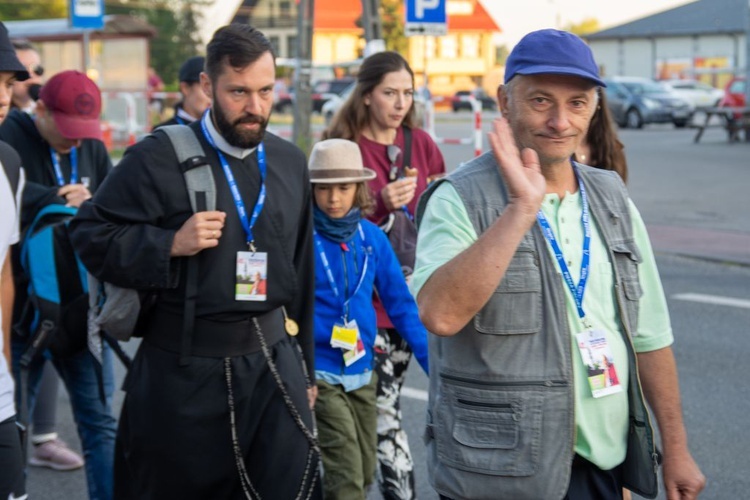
[322,82,427,127]
[719,76,746,108]
[311,77,356,113]
[273,90,294,114]
[661,79,725,110]
[603,76,693,128]
[322,81,355,125]
[451,89,496,112]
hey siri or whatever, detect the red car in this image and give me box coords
[719,77,746,108]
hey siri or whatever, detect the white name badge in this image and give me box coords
[576,328,623,398]
[235,251,268,301]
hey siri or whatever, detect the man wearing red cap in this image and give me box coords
[0,69,116,500]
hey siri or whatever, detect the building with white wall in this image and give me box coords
[586,0,747,89]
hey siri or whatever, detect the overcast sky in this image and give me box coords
[481,0,693,47]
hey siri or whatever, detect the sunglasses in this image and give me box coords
[28,64,44,77]
[387,144,401,181]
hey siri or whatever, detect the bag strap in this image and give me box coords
[0,141,21,207]
[159,125,217,212]
[402,126,412,170]
[158,125,215,365]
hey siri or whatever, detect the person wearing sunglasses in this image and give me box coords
[10,39,43,113]
[323,51,445,500]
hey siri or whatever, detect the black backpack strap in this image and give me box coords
[0,141,21,205]
[158,125,214,365]
[402,126,413,170]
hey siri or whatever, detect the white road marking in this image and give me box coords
[401,386,429,401]
[672,293,750,310]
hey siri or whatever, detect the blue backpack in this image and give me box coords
[17,204,90,362]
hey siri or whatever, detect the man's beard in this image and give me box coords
[213,99,269,149]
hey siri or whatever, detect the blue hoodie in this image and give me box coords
[313,219,429,377]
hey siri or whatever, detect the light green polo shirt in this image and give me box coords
[412,182,673,470]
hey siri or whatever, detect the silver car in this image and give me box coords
[603,76,693,128]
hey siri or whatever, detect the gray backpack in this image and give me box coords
[87,125,216,343]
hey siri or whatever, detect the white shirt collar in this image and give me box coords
[176,107,197,123]
[202,111,256,160]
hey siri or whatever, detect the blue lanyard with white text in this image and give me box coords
[535,164,591,323]
[314,225,369,322]
[200,114,266,251]
[50,147,77,187]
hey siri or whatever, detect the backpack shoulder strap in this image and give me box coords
[402,126,413,170]
[158,125,216,213]
[0,140,21,204]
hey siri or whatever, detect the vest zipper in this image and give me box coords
[456,399,513,409]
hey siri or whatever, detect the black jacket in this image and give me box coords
[69,122,316,374]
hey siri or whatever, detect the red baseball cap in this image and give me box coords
[39,70,103,140]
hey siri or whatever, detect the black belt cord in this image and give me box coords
[224,317,320,500]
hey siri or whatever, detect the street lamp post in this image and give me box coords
[293,0,315,154]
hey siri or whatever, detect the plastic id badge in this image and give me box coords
[235,251,268,301]
[331,320,359,351]
[576,329,623,398]
[343,337,366,366]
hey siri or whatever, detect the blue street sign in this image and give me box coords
[70,0,105,30]
[405,0,447,36]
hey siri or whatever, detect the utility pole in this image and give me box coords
[293,0,315,154]
[361,0,382,42]
[745,0,750,106]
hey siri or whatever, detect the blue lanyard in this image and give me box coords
[50,147,77,187]
[200,113,266,251]
[175,115,186,125]
[314,225,369,322]
[535,164,591,321]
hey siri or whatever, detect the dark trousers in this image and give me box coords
[0,415,25,499]
[114,337,321,500]
[438,456,624,500]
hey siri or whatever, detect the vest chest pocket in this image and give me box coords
[474,249,541,335]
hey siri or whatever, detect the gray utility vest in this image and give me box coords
[417,153,660,500]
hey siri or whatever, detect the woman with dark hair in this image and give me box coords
[323,51,445,500]
[574,89,629,183]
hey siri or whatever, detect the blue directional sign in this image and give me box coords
[70,0,105,30]
[405,0,447,37]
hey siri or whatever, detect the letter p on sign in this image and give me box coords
[416,0,439,18]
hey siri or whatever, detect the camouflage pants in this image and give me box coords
[374,328,416,500]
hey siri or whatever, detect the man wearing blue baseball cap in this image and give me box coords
[411,29,705,500]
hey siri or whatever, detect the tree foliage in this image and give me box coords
[563,17,601,36]
[380,0,406,53]
[0,0,67,20]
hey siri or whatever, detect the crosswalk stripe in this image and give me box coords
[672,293,750,310]
[401,386,428,401]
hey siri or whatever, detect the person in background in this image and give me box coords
[574,88,628,183]
[0,20,29,500]
[323,50,444,500]
[308,139,429,500]
[412,29,705,500]
[0,70,116,500]
[10,38,86,474]
[10,39,42,113]
[154,56,211,129]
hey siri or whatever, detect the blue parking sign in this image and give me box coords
[405,0,447,36]
[70,0,105,29]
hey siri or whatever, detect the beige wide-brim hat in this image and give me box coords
[309,138,377,184]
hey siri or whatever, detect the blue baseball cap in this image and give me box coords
[505,29,605,87]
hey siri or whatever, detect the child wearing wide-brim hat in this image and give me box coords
[308,139,429,500]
